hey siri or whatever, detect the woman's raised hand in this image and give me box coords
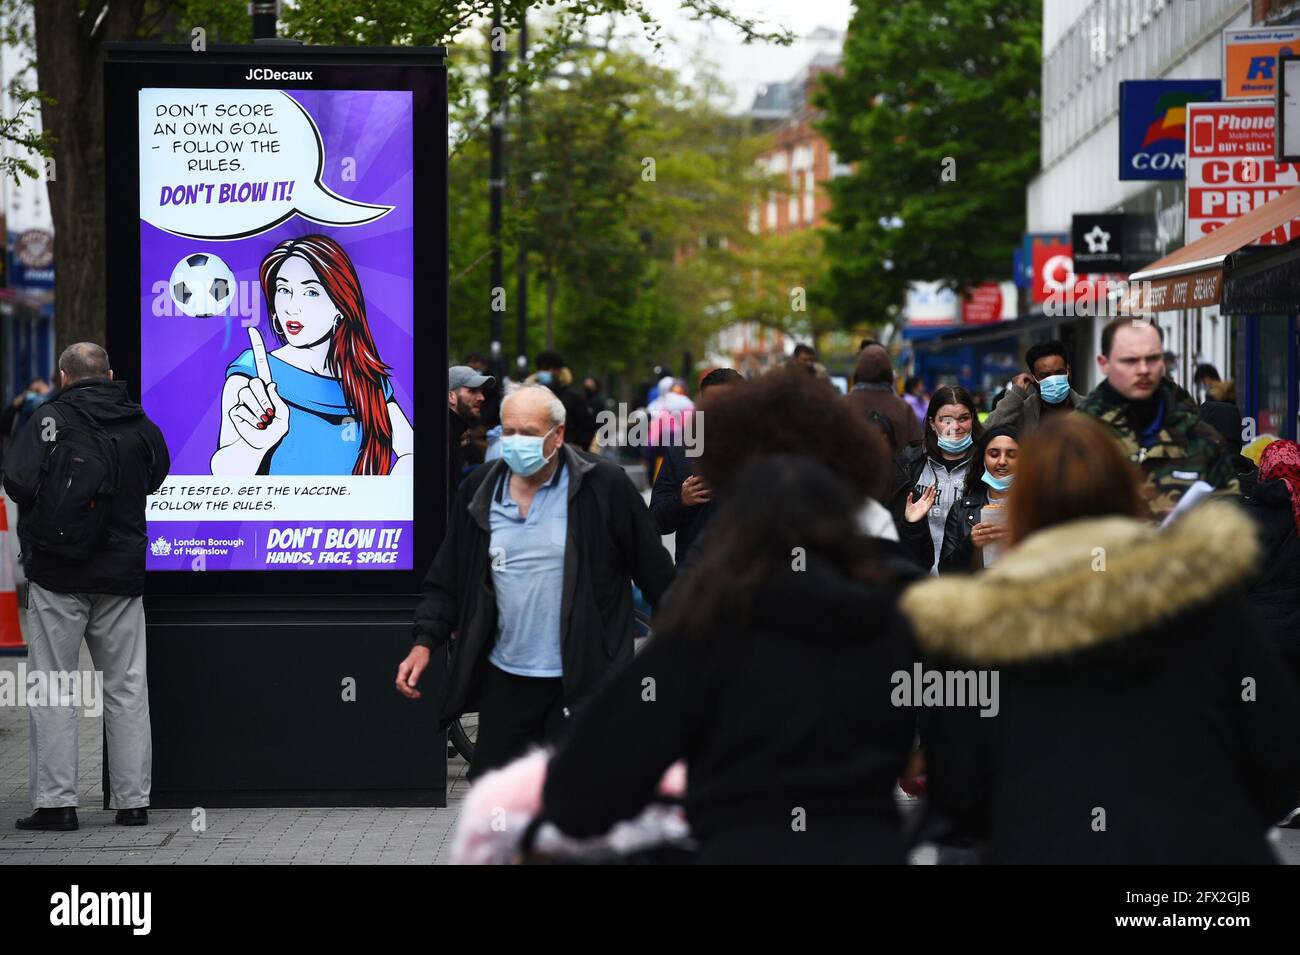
[228,326,291,450]
[904,484,937,523]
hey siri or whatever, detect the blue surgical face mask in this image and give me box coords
[501,426,557,477]
[935,432,973,454]
[1038,373,1070,404]
[536,370,553,386]
[981,470,1013,492]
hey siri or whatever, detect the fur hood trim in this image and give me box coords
[900,501,1257,664]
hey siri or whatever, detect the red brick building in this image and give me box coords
[713,28,847,373]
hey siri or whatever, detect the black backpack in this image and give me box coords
[20,401,120,560]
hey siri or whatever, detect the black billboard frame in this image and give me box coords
[102,43,450,808]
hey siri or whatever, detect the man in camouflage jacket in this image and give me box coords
[1077,319,1238,520]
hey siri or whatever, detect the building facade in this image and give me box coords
[1027,0,1300,435]
[708,28,848,375]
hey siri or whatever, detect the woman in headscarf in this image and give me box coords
[1243,439,1300,830]
[1243,439,1300,684]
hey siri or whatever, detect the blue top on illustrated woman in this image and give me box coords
[226,348,394,475]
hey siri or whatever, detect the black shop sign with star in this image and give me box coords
[1071,213,1145,274]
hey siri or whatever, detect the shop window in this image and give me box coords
[1258,316,1290,437]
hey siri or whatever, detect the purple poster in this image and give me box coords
[138,87,414,571]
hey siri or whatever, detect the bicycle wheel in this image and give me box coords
[449,712,479,762]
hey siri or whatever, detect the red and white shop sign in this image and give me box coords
[1030,237,1123,305]
[961,282,1003,324]
[1186,101,1300,244]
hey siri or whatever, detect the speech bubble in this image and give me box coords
[138,88,392,239]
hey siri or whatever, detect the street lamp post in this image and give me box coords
[515,12,529,379]
[488,4,506,381]
[250,1,277,40]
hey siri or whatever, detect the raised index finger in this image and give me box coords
[248,326,273,384]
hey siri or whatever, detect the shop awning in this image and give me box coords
[1128,186,1300,312]
[903,312,1092,351]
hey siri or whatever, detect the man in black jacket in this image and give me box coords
[396,384,674,778]
[447,364,494,503]
[2,343,170,832]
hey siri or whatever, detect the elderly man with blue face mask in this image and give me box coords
[398,383,674,779]
[985,339,1085,434]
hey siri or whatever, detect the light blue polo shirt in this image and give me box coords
[487,461,569,677]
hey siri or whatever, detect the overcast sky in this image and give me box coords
[615,0,856,112]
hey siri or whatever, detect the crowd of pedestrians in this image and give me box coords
[7,323,1292,863]
[435,315,1300,864]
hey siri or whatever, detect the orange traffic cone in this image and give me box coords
[0,494,25,655]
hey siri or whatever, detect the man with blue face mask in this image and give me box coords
[985,339,1085,434]
[398,384,674,779]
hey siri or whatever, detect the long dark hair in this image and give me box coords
[694,364,889,500]
[260,234,395,475]
[654,455,883,642]
[923,384,983,461]
[964,424,1021,495]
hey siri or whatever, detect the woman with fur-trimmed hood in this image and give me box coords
[901,415,1300,864]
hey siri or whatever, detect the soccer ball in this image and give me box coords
[169,252,235,318]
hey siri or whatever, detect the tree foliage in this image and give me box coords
[12,0,789,353]
[447,36,770,382]
[816,0,1040,326]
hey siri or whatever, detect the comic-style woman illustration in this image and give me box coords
[211,234,413,476]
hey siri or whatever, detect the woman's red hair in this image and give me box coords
[259,234,395,475]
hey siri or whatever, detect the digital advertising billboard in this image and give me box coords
[139,86,414,572]
[104,46,445,592]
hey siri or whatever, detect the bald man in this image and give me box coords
[398,384,674,778]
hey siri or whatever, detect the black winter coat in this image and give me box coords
[884,441,930,529]
[901,483,995,574]
[542,556,919,864]
[648,444,714,562]
[937,486,986,573]
[551,383,597,452]
[1243,477,1300,678]
[412,445,675,728]
[884,441,974,532]
[1,379,170,596]
[447,408,469,505]
[902,501,1300,864]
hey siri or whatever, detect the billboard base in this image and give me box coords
[129,594,447,810]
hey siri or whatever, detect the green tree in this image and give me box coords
[727,227,836,347]
[15,0,790,350]
[447,37,771,384]
[816,0,1040,326]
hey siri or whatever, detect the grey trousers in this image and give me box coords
[25,581,152,809]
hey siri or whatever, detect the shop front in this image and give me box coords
[1128,185,1300,441]
[903,311,1094,405]
[0,290,54,404]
